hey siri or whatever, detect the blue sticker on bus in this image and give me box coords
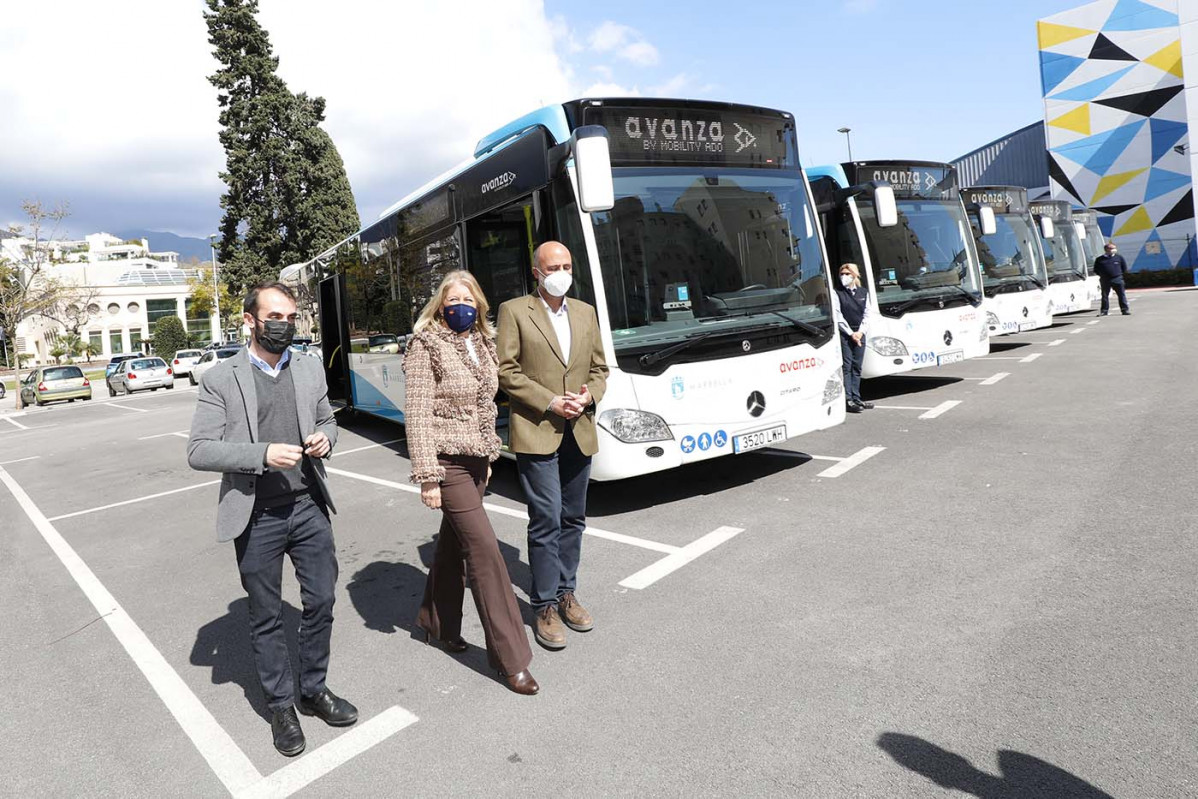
[714,430,728,448]
[680,435,696,453]
[697,432,712,451]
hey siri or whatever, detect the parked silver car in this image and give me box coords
[20,365,92,406]
[171,349,204,377]
[189,348,239,385]
[106,357,174,396]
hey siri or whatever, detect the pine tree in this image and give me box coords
[205,0,360,295]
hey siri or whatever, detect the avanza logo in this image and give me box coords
[779,357,822,374]
[624,116,727,154]
[481,171,516,194]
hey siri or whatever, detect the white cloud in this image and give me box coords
[586,20,659,66]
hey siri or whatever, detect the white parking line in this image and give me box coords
[1019,353,1043,363]
[0,464,262,794]
[2,415,29,430]
[138,430,190,440]
[817,446,885,478]
[47,480,222,522]
[918,400,962,419]
[1087,319,1100,325]
[237,706,419,799]
[1070,328,1086,335]
[618,526,745,590]
[324,465,679,555]
[1048,339,1067,347]
[106,401,150,413]
[979,372,1010,386]
[0,456,40,465]
[334,438,404,457]
[874,404,933,411]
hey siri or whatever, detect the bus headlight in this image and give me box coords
[598,409,673,443]
[986,311,1000,326]
[822,373,843,404]
[868,336,908,356]
[979,322,989,341]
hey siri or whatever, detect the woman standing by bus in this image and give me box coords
[835,263,873,413]
[404,270,538,695]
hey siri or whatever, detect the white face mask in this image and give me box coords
[538,269,573,298]
[840,274,854,288]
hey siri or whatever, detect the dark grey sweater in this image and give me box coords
[253,363,314,504]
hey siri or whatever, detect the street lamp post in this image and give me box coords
[837,127,854,162]
[208,234,222,345]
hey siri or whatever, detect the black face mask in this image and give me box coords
[254,317,295,355]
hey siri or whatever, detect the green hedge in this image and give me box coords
[1126,268,1194,288]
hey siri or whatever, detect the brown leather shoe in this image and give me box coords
[500,669,540,696]
[534,606,567,650]
[558,592,594,632]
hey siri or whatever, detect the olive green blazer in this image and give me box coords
[497,293,609,456]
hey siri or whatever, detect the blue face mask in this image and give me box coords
[443,303,477,333]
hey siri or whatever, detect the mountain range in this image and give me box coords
[115,230,213,263]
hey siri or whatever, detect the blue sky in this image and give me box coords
[0,0,1088,241]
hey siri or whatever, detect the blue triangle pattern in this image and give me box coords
[1098,215,1115,237]
[1040,52,1087,96]
[1084,118,1146,173]
[1103,0,1178,31]
[1049,64,1135,101]
[1052,126,1118,168]
[1144,167,1190,202]
[1135,229,1171,271]
[1149,118,1188,163]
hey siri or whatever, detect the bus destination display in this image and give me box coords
[849,162,957,200]
[1028,201,1070,221]
[584,105,793,168]
[963,187,1029,214]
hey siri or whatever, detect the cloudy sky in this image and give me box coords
[0,0,1083,240]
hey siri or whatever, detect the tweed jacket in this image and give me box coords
[496,293,609,457]
[403,325,502,484]
[187,347,338,543]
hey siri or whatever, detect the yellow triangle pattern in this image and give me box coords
[1092,168,1146,204]
[1038,21,1095,50]
[1144,40,1183,78]
[1049,104,1091,135]
[1115,206,1153,236]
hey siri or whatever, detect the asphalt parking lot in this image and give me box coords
[2,287,1195,798]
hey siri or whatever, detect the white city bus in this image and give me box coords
[962,186,1053,336]
[1072,209,1105,305]
[288,98,847,481]
[1030,200,1095,315]
[808,161,990,378]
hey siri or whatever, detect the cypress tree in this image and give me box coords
[204,0,360,294]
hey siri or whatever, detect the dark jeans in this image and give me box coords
[1100,277,1129,314]
[840,333,865,404]
[516,424,592,611]
[234,494,337,711]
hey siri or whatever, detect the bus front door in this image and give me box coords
[319,274,349,405]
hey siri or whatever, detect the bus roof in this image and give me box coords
[805,164,850,187]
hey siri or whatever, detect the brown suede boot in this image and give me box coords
[534,605,567,650]
[558,592,594,632]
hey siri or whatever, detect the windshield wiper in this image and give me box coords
[884,285,980,315]
[637,333,712,368]
[767,311,825,337]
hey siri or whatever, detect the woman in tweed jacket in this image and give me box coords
[403,270,537,695]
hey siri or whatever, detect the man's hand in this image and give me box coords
[569,384,592,409]
[851,331,864,347]
[549,395,584,419]
[421,481,441,509]
[265,443,303,469]
[303,431,331,458]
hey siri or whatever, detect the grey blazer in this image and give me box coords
[187,348,338,542]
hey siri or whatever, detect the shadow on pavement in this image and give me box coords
[190,599,300,722]
[877,732,1114,798]
[988,340,1032,352]
[1165,286,1198,292]
[861,375,963,401]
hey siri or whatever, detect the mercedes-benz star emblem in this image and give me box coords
[943,330,954,346]
[937,299,945,309]
[747,391,765,417]
[741,340,751,352]
[1021,306,1029,318]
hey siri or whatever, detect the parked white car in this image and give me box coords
[106,357,174,396]
[171,349,204,377]
[190,347,240,385]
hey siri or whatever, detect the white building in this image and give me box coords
[4,232,226,365]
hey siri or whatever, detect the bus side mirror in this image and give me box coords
[572,125,614,213]
[1074,222,1087,240]
[1040,217,1055,238]
[978,205,997,237]
[873,184,898,228]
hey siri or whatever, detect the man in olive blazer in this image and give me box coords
[497,241,609,650]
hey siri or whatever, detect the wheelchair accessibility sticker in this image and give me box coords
[714,430,728,448]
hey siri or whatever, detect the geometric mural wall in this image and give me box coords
[1039,0,1198,270]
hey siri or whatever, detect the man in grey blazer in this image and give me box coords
[188,281,356,757]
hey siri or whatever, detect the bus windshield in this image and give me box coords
[975,212,1048,295]
[857,198,982,312]
[592,167,831,367]
[1042,226,1087,282]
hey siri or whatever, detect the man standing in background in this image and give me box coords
[1093,241,1131,316]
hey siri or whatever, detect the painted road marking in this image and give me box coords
[139,430,190,440]
[47,480,222,522]
[817,446,886,478]
[1070,328,1086,335]
[0,456,41,465]
[2,415,29,430]
[1087,320,1100,325]
[0,465,262,794]
[325,466,680,555]
[1019,353,1043,363]
[106,400,150,413]
[918,400,962,420]
[334,438,404,457]
[1048,339,1067,347]
[237,706,419,799]
[980,372,1010,386]
[874,404,933,411]
[619,526,745,590]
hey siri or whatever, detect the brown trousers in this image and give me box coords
[417,455,532,675]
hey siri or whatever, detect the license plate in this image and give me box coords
[936,350,964,366]
[733,425,786,454]
[1018,322,1035,332]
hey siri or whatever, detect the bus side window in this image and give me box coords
[465,201,536,309]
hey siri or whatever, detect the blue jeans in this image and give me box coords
[1100,277,1129,314]
[516,425,592,611]
[234,494,338,711]
[840,333,865,403]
